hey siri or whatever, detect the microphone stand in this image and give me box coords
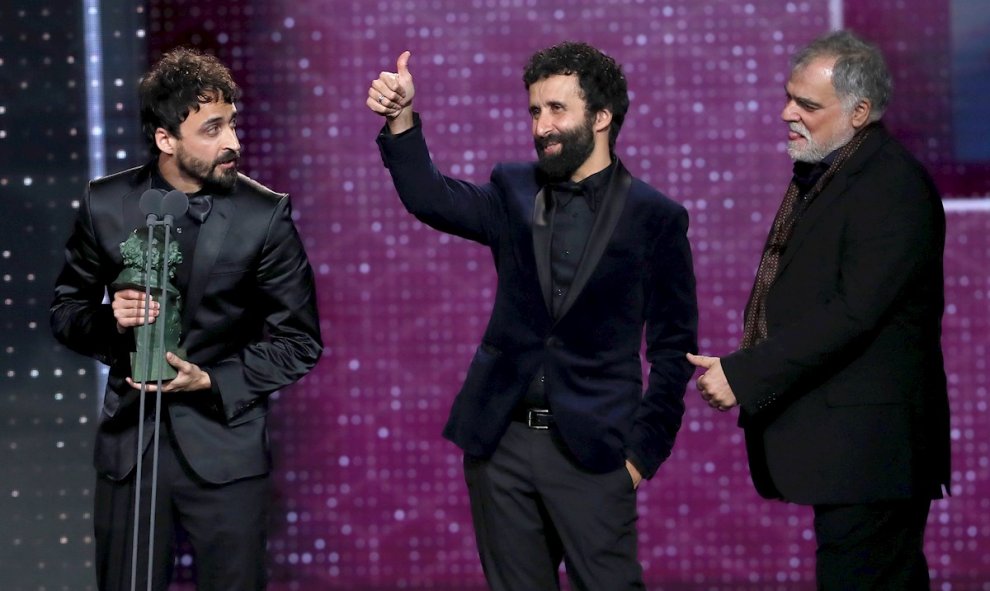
[126,189,187,591]
[142,190,188,590]
[130,190,162,591]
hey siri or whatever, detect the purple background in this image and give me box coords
[147,1,989,588]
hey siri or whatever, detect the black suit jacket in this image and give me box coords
[51,162,323,484]
[378,119,698,478]
[721,125,950,505]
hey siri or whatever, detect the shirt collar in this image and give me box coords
[546,158,616,211]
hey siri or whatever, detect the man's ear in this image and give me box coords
[594,109,613,133]
[155,128,176,155]
[851,99,872,129]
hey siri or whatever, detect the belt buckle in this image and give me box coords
[527,408,551,430]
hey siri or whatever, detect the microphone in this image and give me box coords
[161,190,189,227]
[139,189,164,226]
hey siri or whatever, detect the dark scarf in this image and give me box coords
[740,125,875,348]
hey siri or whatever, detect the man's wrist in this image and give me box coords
[387,107,415,135]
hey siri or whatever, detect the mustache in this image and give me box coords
[534,134,561,152]
[214,150,240,165]
[788,122,810,140]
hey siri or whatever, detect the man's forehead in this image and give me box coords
[184,99,236,123]
[529,74,583,100]
[791,56,836,82]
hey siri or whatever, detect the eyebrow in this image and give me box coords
[785,89,823,110]
[199,113,235,129]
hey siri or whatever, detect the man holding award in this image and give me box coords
[50,48,323,590]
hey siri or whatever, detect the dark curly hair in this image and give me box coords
[523,42,629,151]
[139,48,240,154]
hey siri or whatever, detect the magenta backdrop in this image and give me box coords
[147,1,989,589]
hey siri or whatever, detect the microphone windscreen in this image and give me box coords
[162,189,190,218]
[139,189,164,216]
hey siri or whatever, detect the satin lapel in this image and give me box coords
[555,163,632,320]
[121,166,156,249]
[181,194,232,334]
[531,187,553,315]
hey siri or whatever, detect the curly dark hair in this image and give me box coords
[139,48,241,154]
[523,41,629,151]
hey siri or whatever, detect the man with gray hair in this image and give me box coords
[688,30,949,588]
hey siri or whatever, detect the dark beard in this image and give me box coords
[534,119,595,181]
[177,149,239,192]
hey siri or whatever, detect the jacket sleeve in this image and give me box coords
[377,113,503,246]
[721,162,942,416]
[50,183,133,366]
[207,195,323,422]
[628,205,699,478]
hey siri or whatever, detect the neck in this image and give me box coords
[570,142,612,182]
[157,154,202,193]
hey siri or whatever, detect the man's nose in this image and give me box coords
[533,113,553,136]
[781,100,798,122]
[224,126,240,151]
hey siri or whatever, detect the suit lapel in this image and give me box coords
[776,128,888,277]
[531,186,554,315]
[120,165,156,249]
[181,193,232,334]
[775,173,849,276]
[555,162,631,320]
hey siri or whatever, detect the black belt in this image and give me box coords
[512,407,553,430]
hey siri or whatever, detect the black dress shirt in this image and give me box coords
[523,160,616,408]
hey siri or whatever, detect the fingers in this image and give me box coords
[686,352,715,369]
[367,52,413,120]
[126,376,164,392]
[127,353,198,392]
[164,351,190,371]
[367,79,407,117]
[112,289,159,328]
[396,50,411,78]
[624,460,643,490]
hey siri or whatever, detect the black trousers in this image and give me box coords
[464,422,644,591]
[813,498,932,591]
[94,418,270,591]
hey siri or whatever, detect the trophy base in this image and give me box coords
[130,347,187,383]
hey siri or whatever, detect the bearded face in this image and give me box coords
[175,144,239,191]
[786,120,855,163]
[534,112,596,181]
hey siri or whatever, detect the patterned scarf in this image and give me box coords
[740,126,874,349]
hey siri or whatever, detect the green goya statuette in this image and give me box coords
[112,229,186,382]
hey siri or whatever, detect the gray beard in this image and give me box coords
[787,127,855,163]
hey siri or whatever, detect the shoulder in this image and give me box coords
[493,161,539,183]
[627,173,688,221]
[491,161,541,195]
[855,128,938,194]
[226,173,290,214]
[232,173,288,202]
[88,163,150,195]
[844,131,943,230]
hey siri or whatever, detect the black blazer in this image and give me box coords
[721,125,950,505]
[51,162,323,484]
[378,120,698,478]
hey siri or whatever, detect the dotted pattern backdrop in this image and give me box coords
[2,1,985,590]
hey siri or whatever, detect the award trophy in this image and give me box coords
[113,229,185,381]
